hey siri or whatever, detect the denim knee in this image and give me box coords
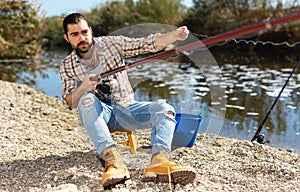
[78,93,97,108]
[150,101,176,117]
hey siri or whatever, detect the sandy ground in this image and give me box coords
[0,80,299,192]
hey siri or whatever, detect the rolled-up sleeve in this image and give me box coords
[110,34,162,58]
[60,74,77,104]
[60,55,80,104]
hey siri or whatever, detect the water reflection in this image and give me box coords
[0,59,44,84]
[219,63,299,151]
[0,52,63,98]
[129,60,300,152]
[0,52,299,152]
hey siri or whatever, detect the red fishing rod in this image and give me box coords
[96,11,300,78]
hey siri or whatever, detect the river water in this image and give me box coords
[1,51,299,152]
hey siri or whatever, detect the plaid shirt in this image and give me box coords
[60,34,160,107]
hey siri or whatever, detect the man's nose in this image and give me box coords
[78,34,85,41]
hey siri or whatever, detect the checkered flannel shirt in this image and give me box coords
[60,34,160,108]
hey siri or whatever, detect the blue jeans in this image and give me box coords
[78,93,176,155]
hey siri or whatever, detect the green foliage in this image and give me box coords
[0,0,44,59]
[88,1,138,36]
[181,0,300,36]
[40,16,66,51]
[1,0,299,59]
[40,0,186,49]
[39,0,299,52]
[177,0,300,60]
[135,0,183,25]
[87,0,185,36]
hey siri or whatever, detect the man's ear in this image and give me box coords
[89,26,94,35]
[64,34,69,43]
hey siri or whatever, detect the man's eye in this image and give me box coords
[70,33,78,37]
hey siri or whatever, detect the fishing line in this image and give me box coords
[191,19,300,49]
[192,32,300,49]
[164,32,300,62]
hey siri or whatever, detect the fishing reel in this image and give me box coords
[95,80,111,102]
[252,134,269,144]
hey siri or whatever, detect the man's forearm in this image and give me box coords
[155,31,177,50]
[65,86,87,108]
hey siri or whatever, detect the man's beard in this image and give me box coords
[75,41,92,54]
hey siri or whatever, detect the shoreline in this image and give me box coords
[0,80,299,191]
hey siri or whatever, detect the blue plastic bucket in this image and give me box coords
[172,113,202,147]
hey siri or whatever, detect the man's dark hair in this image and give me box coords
[63,13,88,35]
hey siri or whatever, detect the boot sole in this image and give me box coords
[103,172,130,188]
[142,169,196,185]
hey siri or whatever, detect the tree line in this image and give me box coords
[0,0,299,59]
[0,0,44,59]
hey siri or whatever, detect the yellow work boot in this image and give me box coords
[142,151,196,185]
[101,147,130,188]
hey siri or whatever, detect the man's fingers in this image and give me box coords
[177,26,189,40]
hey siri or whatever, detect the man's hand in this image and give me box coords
[65,74,99,108]
[174,26,189,41]
[155,26,189,50]
[80,74,100,93]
